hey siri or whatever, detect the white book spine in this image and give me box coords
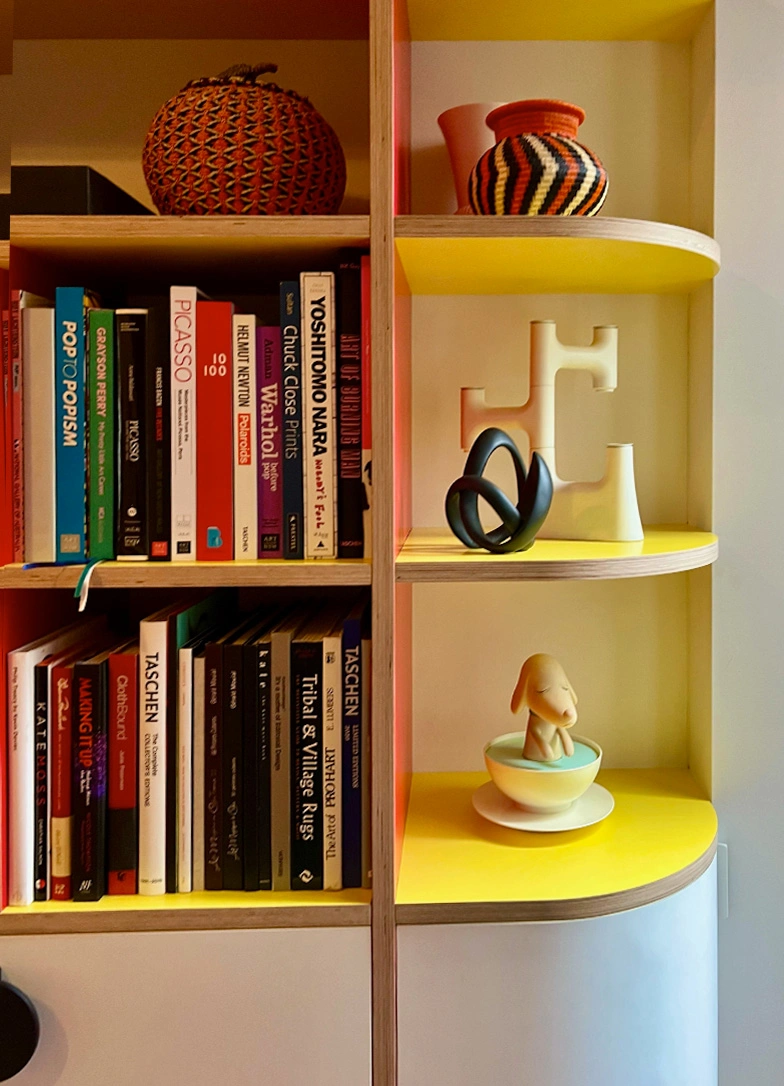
[301,272,337,558]
[177,646,194,893]
[192,653,206,892]
[23,307,56,563]
[323,633,342,890]
[271,629,293,890]
[170,287,198,561]
[232,314,258,558]
[138,620,168,894]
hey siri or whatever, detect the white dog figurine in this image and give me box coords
[510,654,578,762]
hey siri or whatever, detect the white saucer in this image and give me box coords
[472,780,615,832]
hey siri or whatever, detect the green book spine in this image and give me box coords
[88,309,115,559]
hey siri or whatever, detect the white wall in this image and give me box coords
[714,1,784,1083]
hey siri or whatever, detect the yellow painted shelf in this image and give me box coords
[1,559,371,589]
[10,215,370,273]
[395,217,720,295]
[396,770,717,923]
[395,527,717,582]
[407,0,711,41]
[0,889,372,934]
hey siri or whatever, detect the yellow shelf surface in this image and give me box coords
[395,217,720,295]
[396,770,717,921]
[407,0,711,41]
[396,527,717,582]
[1,559,371,589]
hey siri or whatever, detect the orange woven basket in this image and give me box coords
[142,63,347,216]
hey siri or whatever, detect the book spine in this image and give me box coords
[108,652,138,894]
[10,290,24,562]
[170,287,198,561]
[138,622,167,894]
[242,639,260,891]
[341,616,362,888]
[233,315,258,558]
[361,632,372,888]
[280,282,304,559]
[177,647,194,893]
[196,301,234,560]
[271,629,292,890]
[1,302,11,570]
[337,253,364,558]
[87,310,115,560]
[23,308,56,563]
[301,273,337,558]
[147,313,171,560]
[256,641,272,890]
[222,642,244,891]
[360,255,372,558]
[192,653,207,891]
[204,641,223,889]
[323,633,342,890]
[257,326,283,558]
[55,287,90,563]
[7,653,34,905]
[73,661,108,901]
[291,639,323,890]
[33,662,49,900]
[51,663,74,900]
[116,311,149,559]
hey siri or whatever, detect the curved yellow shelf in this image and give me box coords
[395,217,720,295]
[396,769,717,923]
[395,526,717,582]
[407,0,711,42]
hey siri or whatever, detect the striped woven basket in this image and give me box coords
[143,64,346,215]
[469,99,608,217]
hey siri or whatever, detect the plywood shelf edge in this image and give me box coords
[1,561,372,589]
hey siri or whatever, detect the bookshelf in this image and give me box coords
[0,0,724,1084]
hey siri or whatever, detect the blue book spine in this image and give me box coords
[280,282,304,559]
[341,613,363,888]
[55,287,94,563]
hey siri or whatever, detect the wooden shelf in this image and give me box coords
[395,527,717,582]
[0,889,371,935]
[0,239,8,269]
[395,769,717,923]
[15,0,368,40]
[10,216,370,275]
[1,560,371,590]
[395,217,720,294]
[406,0,710,42]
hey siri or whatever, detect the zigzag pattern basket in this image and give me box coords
[143,64,347,216]
[469,99,608,217]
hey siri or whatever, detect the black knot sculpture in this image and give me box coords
[445,427,553,554]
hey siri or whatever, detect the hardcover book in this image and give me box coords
[108,642,139,894]
[301,272,337,558]
[361,255,372,557]
[257,325,283,558]
[22,306,56,563]
[280,282,304,559]
[192,650,207,891]
[87,309,115,560]
[170,286,205,562]
[55,287,100,563]
[116,310,149,560]
[245,619,277,890]
[233,314,258,559]
[322,616,344,890]
[196,300,234,560]
[32,658,50,900]
[336,251,365,558]
[341,600,364,888]
[144,301,171,560]
[51,655,76,901]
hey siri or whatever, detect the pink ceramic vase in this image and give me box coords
[437,102,504,214]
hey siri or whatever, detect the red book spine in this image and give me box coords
[10,290,23,562]
[51,662,74,900]
[257,326,283,558]
[108,651,139,894]
[196,301,234,560]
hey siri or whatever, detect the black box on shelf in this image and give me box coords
[11,166,154,216]
[0,192,9,238]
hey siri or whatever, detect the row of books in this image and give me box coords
[6,251,371,566]
[6,594,371,904]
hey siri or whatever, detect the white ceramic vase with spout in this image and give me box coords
[437,102,504,214]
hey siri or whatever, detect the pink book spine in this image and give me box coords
[257,326,283,558]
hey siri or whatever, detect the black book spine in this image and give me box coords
[341,616,363,888]
[222,643,244,891]
[204,642,223,890]
[73,660,108,901]
[146,309,171,560]
[242,640,260,892]
[257,641,272,890]
[336,251,365,559]
[33,663,49,901]
[116,312,149,558]
[290,640,323,890]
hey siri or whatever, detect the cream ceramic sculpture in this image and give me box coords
[510,653,577,761]
[460,320,644,541]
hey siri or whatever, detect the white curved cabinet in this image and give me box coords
[0,927,371,1086]
[397,863,717,1086]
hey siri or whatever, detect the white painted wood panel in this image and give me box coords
[398,862,717,1086]
[0,927,371,1085]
